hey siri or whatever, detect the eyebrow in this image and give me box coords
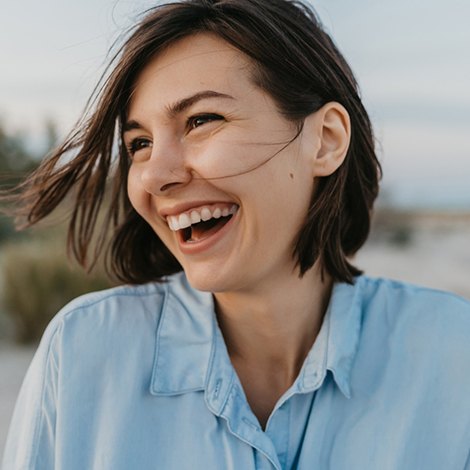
[123,90,234,133]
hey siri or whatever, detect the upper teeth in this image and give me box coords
[167,204,238,231]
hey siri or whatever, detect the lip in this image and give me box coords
[159,200,237,218]
[176,207,239,255]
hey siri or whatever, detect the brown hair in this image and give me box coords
[6,0,381,284]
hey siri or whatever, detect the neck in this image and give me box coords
[214,262,332,386]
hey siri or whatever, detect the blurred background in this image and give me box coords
[1,0,469,453]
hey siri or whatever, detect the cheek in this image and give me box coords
[127,165,159,229]
[127,167,146,215]
[127,166,176,248]
[186,138,279,180]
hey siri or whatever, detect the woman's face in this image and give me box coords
[125,33,319,293]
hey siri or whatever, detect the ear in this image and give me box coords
[302,102,351,177]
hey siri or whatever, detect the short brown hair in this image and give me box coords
[7,0,381,284]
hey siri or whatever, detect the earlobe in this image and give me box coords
[304,102,351,177]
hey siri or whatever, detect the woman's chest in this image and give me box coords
[53,373,470,470]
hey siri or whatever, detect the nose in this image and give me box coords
[139,141,192,195]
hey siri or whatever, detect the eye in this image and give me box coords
[126,137,152,158]
[187,113,224,131]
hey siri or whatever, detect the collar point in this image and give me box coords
[331,370,352,399]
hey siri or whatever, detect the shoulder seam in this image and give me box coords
[58,286,165,319]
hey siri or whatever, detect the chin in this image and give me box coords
[183,265,237,294]
[184,271,224,293]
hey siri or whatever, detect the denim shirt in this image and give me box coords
[3,273,470,469]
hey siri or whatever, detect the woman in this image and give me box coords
[3,1,470,469]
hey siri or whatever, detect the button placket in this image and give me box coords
[265,400,291,469]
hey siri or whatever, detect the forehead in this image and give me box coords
[128,33,255,113]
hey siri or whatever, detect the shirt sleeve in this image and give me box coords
[1,318,62,470]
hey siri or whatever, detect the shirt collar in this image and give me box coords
[296,276,365,398]
[149,273,216,396]
[150,273,365,400]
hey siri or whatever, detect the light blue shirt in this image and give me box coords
[3,273,470,469]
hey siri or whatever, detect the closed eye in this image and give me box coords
[126,137,152,158]
[187,113,224,131]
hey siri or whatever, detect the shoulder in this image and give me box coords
[51,281,165,332]
[42,271,198,349]
[357,275,470,320]
[356,275,470,358]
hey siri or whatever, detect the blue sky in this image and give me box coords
[1,0,469,209]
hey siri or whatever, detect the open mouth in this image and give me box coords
[167,204,238,244]
[181,215,232,242]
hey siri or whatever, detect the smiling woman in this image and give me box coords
[2,1,470,470]
[122,32,351,293]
